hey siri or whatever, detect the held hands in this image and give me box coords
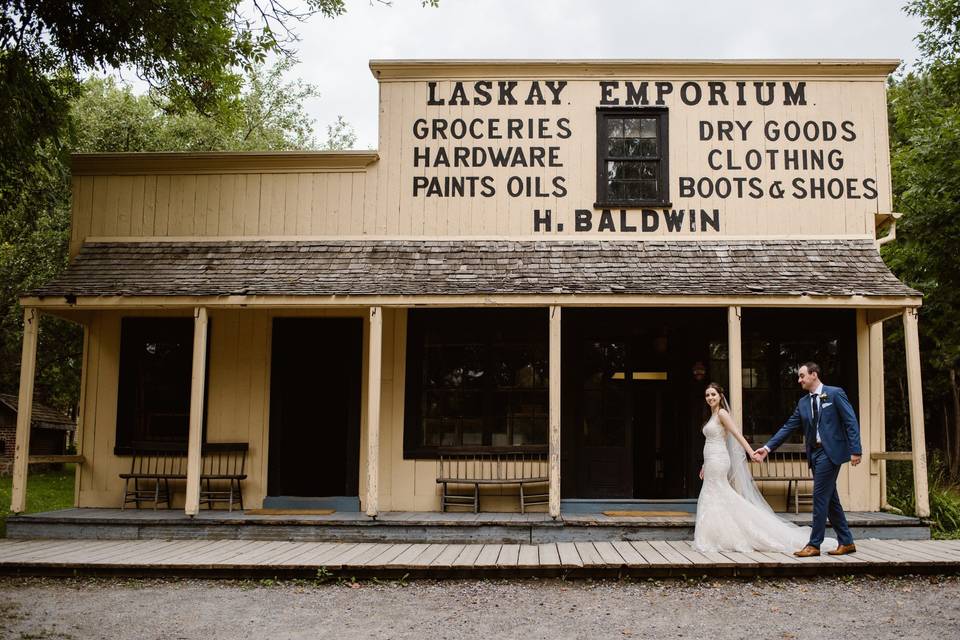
[751,447,768,463]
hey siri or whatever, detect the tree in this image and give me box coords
[885,0,960,478]
[0,0,445,412]
[0,60,334,412]
[71,60,322,153]
[0,1,346,163]
[324,115,359,150]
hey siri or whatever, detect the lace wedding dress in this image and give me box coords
[693,414,831,553]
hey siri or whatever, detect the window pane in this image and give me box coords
[491,420,510,446]
[639,162,658,179]
[638,138,658,156]
[640,118,658,138]
[613,162,637,179]
[607,161,620,180]
[624,118,642,137]
[607,180,626,199]
[608,118,624,138]
[461,418,484,446]
[423,390,443,417]
[512,418,533,445]
[637,180,659,199]
[423,419,447,446]
[607,139,625,156]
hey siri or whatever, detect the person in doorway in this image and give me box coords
[755,362,862,556]
[693,382,827,553]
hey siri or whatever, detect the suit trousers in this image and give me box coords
[809,447,854,547]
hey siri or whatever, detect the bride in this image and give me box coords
[693,382,833,553]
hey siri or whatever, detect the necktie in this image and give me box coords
[811,393,820,442]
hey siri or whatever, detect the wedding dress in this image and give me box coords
[693,414,833,553]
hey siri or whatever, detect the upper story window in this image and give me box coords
[596,107,669,208]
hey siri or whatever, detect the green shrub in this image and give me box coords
[885,453,960,539]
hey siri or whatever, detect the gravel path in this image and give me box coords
[1,575,957,640]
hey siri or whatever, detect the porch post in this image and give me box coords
[548,305,561,519]
[727,306,743,429]
[903,308,930,518]
[868,320,887,507]
[365,306,383,518]
[10,308,40,514]
[184,307,209,517]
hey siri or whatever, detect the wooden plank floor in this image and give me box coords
[0,538,957,578]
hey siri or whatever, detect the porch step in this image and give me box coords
[5,509,930,544]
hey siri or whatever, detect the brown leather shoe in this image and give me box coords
[828,543,857,556]
[793,545,821,557]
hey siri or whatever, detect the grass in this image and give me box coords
[0,464,76,537]
[887,456,960,540]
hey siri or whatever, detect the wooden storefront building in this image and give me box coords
[9,60,930,520]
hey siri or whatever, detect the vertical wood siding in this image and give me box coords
[70,77,890,255]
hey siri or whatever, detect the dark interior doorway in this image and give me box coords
[268,317,362,499]
[561,309,725,500]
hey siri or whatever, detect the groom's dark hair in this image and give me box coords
[801,361,821,377]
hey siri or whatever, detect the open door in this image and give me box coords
[267,318,362,507]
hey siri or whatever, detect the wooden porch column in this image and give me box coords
[548,305,561,519]
[10,308,40,514]
[727,306,743,429]
[184,307,209,517]
[365,306,383,518]
[868,320,887,506]
[903,308,930,518]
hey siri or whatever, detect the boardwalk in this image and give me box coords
[1,537,958,578]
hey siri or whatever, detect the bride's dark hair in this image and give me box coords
[706,382,731,412]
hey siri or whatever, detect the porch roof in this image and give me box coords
[29,238,919,300]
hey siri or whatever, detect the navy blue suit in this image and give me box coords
[764,385,862,548]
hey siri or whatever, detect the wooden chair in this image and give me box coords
[120,450,187,510]
[199,442,248,512]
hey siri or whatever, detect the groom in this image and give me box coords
[753,362,862,557]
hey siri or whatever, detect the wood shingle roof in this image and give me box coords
[30,239,919,299]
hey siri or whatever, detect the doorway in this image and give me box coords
[267,317,362,504]
[561,309,724,501]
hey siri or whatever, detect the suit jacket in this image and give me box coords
[765,385,863,467]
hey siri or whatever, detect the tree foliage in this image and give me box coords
[885,0,960,477]
[0,60,343,412]
[0,0,407,412]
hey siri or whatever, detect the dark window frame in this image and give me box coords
[114,317,210,455]
[403,309,549,459]
[595,106,670,208]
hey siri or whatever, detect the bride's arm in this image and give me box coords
[717,409,755,455]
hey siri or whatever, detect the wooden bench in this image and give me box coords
[436,453,548,514]
[749,443,812,514]
[120,443,247,511]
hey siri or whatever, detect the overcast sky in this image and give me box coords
[289,0,924,149]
